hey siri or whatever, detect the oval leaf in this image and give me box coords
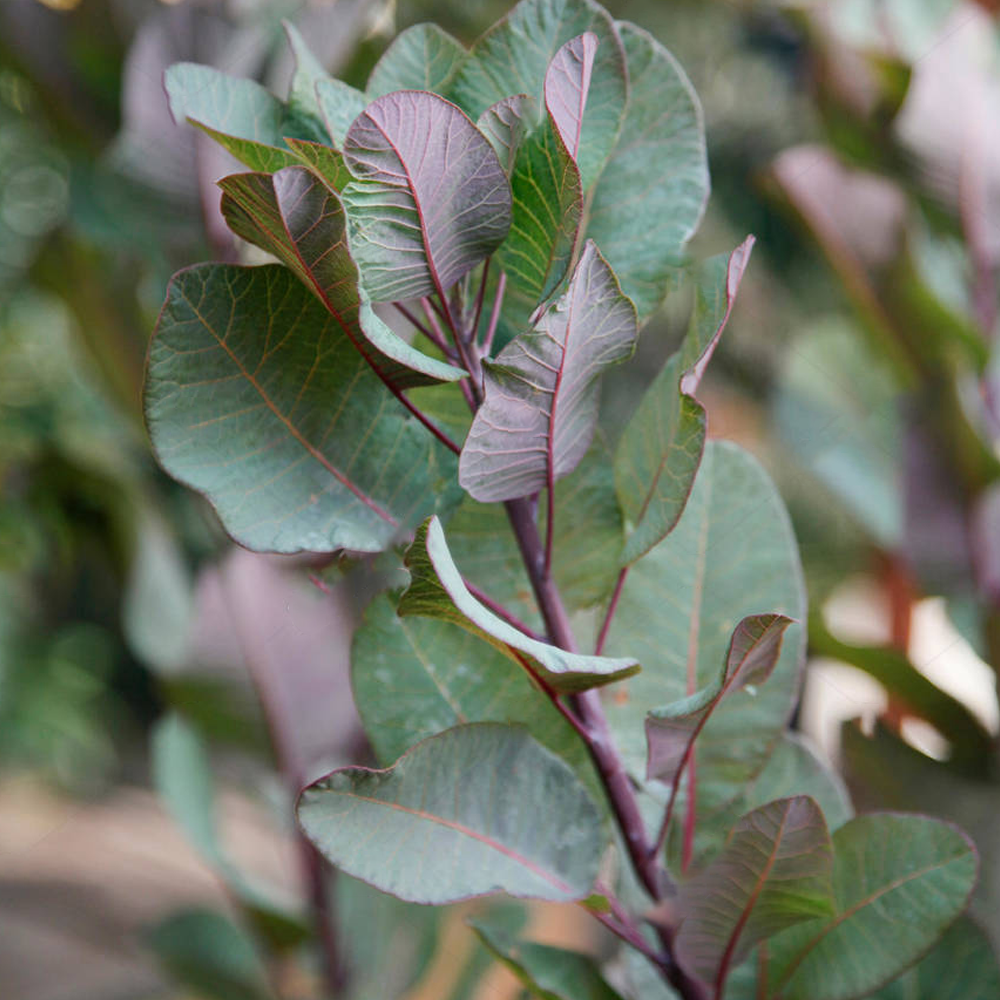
[315,78,368,150]
[367,23,466,97]
[341,90,511,302]
[144,264,455,554]
[460,241,637,502]
[451,0,627,189]
[585,23,708,321]
[675,796,835,992]
[218,166,461,388]
[768,813,978,1000]
[399,516,639,693]
[297,723,603,903]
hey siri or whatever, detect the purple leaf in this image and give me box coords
[460,241,637,502]
[219,165,461,389]
[645,614,793,784]
[544,32,598,163]
[341,90,512,302]
[675,796,834,993]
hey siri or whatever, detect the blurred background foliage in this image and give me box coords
[1,0,998,997]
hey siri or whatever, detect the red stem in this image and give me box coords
[469,258,491,344]
[481,271,507,355]
[594,567,629,655]
[393,302,454,358]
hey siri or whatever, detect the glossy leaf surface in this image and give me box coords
[460,242,637,501]
[298,723,603,903]
[341,90,511,302]
[144,265,455,553]
[399,517,639,693]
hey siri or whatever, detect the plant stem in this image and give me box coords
[481,272,507,355]
[594,567,629,655]
[469,258,491,343]
[393,302,454,358]
[396,391,462,455]
[465,580,545,641]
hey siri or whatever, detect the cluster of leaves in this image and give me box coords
[143,1,995,998]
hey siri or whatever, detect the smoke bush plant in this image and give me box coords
[144,1,987,997]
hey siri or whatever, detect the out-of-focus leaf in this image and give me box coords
[298,723,603,903]
[676,796,834,990]
[603,442,806,812]
[367,23,466,97]
[218,166,462,388]
[351,596,597,801]
[773,319,903,547]
[399,516,639,693]
[646,614,793,784]
[451,0,627,190]
[585,23,708,321]
[148,908,273,1000]
[283,21,333,140]
[144,264,457,554]
[471,920,625,1000]
[341,90,511,302]
[766,813,977,1000]
[616,240,753,565]
[461,242,637,501]
[869,916,1000,1000]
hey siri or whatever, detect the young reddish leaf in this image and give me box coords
[675,796,835,994]
[218,166,461,388]
[616,238,754,566]
[544,32,598,162]
[477,94,537,176]
[144,265,455,554]
[585,23,709,320]
[297,723,603,904]
[645,614,793,785]
[399,517,639,694]
[460,242,637,502]
[366,23,467,97]
[341,90,511,302]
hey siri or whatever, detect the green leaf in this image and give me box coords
[478,95,536,175]
[144,264,457,554]
[341,90,511,302]
[315,78,368,149]
[164,63,301,172]
[496,112,582,310]
[298,723,604,903]
[471,920,625,1000]
[645,614,793,784]
[451,0,627,190]
[772,320,903,548]
[399,516,639,693]
[367,23,467,97]
[676,796,834,991]
[148,908,272,1000]
[767,813,978,1000]
[282,21,333,142]
[869,917,1000,1000]
[603,441,806,810]
[616,239,753,565]
[585,23,708,321]
[218,166,462,388]
[283,137,352,192]
[350,595,598,804]
[460,241,637,501]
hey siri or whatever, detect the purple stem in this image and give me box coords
[595,566,629,655]
[393,302,454,358]
[481,272,507,356]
